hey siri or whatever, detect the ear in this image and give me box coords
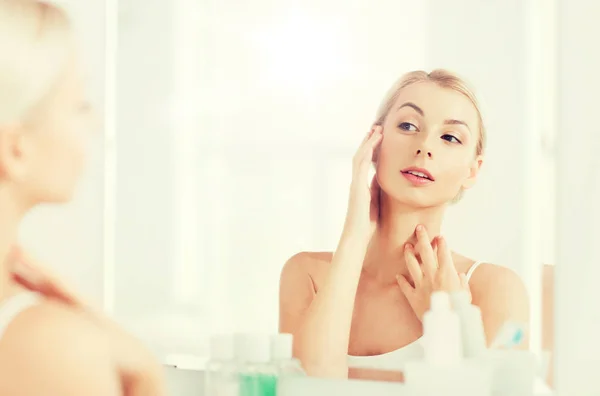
[461,155,484,190]
[0,124,28,181]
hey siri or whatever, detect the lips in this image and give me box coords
[401,167,434,181]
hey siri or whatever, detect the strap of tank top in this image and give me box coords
[465,260,484,283]
[0,292,40,341]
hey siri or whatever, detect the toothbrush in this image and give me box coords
[490,321,527,349]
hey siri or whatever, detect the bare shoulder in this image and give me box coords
[280,251,334,291]
[468,263,528,303]
[0,299,120,395]
[451,253,526,299]
[467,262,530,344]
[279,251,334,333]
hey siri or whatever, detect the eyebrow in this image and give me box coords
[444,119,471,131]
[397,102,471,132]
[398,102,424,116]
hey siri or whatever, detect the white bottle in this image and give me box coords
[204,334,239,396]
[270,333,305,376]
[406,292,492,395]
[235,333,277,396]
[450,290,487,358]
[422,291,463,365]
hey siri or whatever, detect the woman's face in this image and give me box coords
[376,81,483,208]
[0,52,93,206]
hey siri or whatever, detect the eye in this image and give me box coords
[398,122,417,131]
[441,134,462,144]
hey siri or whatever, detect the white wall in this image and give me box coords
[426,0,539,273]
[425,0,545,353]
[554,2,600,394]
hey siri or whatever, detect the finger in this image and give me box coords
[403,243,423,288]
[369,176,381,201]
[368,126,384,163]
[11,257,83,307]
[436,236,456,272]
[459,273,469,289]
[356,126,383,165]
[361,126,377,145]
[415,225,437,281]
[369,176,381,221]
[355,142,383,190]
[396,274,415,298]
[431,236,438,258]
[12,271,78,306]
[353,128,377,171]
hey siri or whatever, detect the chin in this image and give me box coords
[36,187,77,205]
[53,190,77,204]
[385,188,452,209]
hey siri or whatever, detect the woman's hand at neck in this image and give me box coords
[362,196,447,284]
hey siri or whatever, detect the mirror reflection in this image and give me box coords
[114,0,557,394]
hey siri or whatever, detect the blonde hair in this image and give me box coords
[375,69,486,155]
[0,0,72,125]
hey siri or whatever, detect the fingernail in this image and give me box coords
[404,243,412,251]
[416,224,423,232]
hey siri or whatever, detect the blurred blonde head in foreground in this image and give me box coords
[0,0,92,213]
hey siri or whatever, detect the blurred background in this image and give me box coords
[16,0,569,394]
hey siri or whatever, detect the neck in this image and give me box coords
[363,194,447,284]
[0,188,26,300]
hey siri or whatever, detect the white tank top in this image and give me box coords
[0,292,41,341]
[347,260,485,371]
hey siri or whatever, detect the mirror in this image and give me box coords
[110,0,558,390]
[113,0,550,365]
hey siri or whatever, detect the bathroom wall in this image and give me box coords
[554,1,600,394]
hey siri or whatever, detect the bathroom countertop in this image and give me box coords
[162,353,208,371]
[277,376,553,396]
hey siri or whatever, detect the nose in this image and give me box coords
[416,149,433,158]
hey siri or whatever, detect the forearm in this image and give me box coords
[294,233,369,377]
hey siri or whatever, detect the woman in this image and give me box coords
[279,70,530,379]
[0,1,165,394]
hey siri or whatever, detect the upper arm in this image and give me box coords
[0,303,120,396]
[471,264,530,348]
[279,253,317,334]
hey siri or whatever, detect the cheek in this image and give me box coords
[378,134,411,163]
[63,131,86,171]
[436,158,471,185]
[41,127,86,181]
